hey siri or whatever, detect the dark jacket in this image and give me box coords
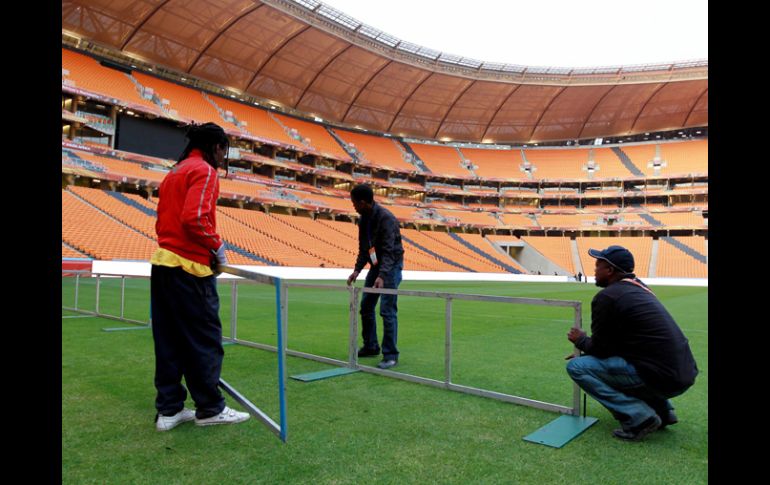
[575,277,698,394]
[354,203,404,279]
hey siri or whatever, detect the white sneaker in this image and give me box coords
[195,406,250,427]
[156,408,195,431]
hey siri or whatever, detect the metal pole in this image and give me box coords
[572,302,583,416]
[348,286,359,367]
[276,279,288,442]
[230,280,237,341]
[445,297,452,387]
[219,378,281,438]
[95,274,101,315]
[74,274,80,310]
[120,276,125,319]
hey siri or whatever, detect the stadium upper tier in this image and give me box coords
[62,0,706,144]
[62,47,707,184]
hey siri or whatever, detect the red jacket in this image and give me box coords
[155,149,222,265]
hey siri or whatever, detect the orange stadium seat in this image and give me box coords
[273,113,351,161]
[212,96,301,147]
[334,129,418,173]
[523,148,587,180]
[408,143,473,178]
[459,147,527,180]
[131,72,241,133]
[519,236,576,274]
[655,236,707,278]
[62,48,161,114]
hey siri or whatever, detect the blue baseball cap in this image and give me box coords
[588,245,634,273]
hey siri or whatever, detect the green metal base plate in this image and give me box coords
[523,415,599,448]
[290,367,359,382]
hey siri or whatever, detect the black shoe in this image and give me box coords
[377,359,398,370]
[612,415,662,441]
[658,410,678,429]
[357,347,380,357]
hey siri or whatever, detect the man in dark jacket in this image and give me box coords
[346,184,405,370]
[566,245,698,441]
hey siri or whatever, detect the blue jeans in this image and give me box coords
[566,355,674,430]
[360,263,403,361]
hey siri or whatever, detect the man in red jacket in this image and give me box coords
[150,122,249,431]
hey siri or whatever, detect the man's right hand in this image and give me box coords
[347,270,360,286]
[211,244,228,276]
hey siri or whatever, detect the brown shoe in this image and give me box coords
[612,415,661,441]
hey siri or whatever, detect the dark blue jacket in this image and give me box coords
[575,277,698,394]
[354,203,404,278]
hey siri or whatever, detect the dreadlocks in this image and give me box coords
[177,122,229,169]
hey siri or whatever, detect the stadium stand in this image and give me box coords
[519,236,576,274]
[408,143,474,178]
[212,96,301,147]
[523,149,587,180]
[333,129,418,172]
[655,236,708,278]
[659,139,708,175]
[62,48,162,115]
[592,147,644,178]
[131,72,242,133]
[61,47,707,279]
[451,233,527,273]
[272,113,352,161]
[63,243,90,258]
[62,189,157,261]
[458,148,526,180]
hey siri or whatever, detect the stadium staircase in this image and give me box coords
[400,234,475,272]
[397,140,431,173]
[202,92,247,130]
[219,240,275,265]
[520,149,535,180]
[638,212,663,226]
[126,74,170,115]
[63,240,94,258]
[106,191,156,216]
[447,233,521,273]
[611,147,645,176]
[326,128,360,161]
[454,147,479,177]
[63,149,107,174]
[570,239,583,276]
[660,236,708,264]
[268,111,312,150]
[649,238,660,277]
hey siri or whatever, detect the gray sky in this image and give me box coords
[321,0,707,67]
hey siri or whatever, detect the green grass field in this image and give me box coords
[62,277,707,484]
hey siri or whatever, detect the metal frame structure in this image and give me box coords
[63,265,584,442]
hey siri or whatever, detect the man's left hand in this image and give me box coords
[567,327,586,343]
[373,276,384,288]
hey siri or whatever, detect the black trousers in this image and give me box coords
[151,265,225,418]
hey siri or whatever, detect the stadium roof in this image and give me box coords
[62,0,708,144]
